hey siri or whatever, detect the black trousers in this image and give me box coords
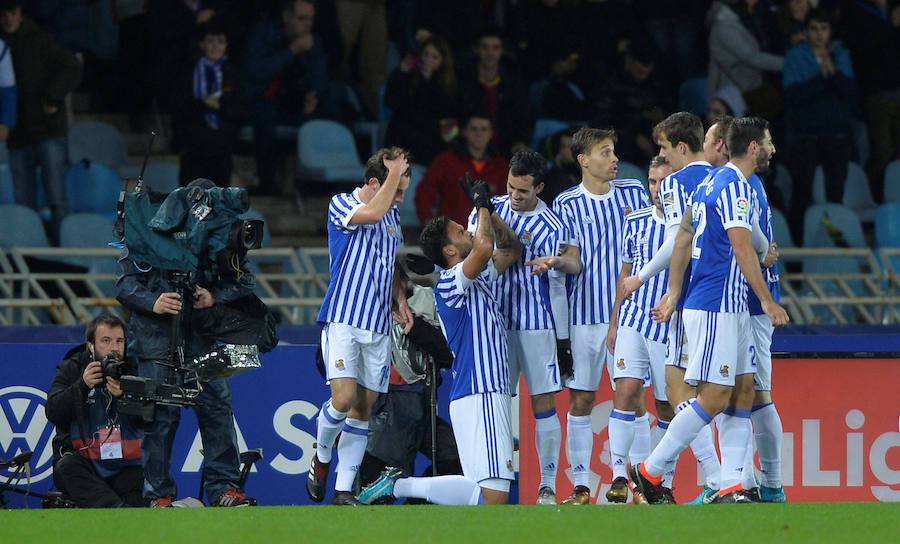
[53,453,144,508]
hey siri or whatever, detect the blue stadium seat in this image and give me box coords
[531,118,575,154]
[0,204,49,248]
[812,161,876,221]
[65,162,122,222]
[875,203,900,282]
[296,120,366,183]
[67,120,132,173]
[771,207,794,248]
[0,162,14,204]
[678,77,708,116]
[883,160,900,203]
[141,162,181,194]
[772,162,792,210]
[850,119,870,168]
[397,163,427,228]
[617,160,647,185]
[59,213,117,275]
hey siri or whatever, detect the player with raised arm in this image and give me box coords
[465,150,582,504]
[604,156,676,503]
[631,117,789,504]
[308,148,414,506]
[549,128,648,504]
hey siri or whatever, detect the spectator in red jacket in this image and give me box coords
[415,112,509,225]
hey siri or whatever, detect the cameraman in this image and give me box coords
[45,315,144,508]
[114,194,256,508]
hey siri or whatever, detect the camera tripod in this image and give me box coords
[0,451,76,509]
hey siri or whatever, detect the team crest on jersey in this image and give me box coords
[624,206,632,215]
[521,231,532,245]
[507,459,513,470]
[389,225,395,234]
[616,358,626,370]
[335,359,345,370]
[736,197,749,211]
[719,364,729,377]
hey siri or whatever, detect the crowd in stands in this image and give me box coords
[0,0,899,249]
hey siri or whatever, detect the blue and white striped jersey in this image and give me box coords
[684,163,758,313]
[317,189,403,336]
[434,261,510,401]
[466,197,571,331]
[746,174,780,315]
[660,161,712,310]
[618,206,670,342]
[553,179,649,325]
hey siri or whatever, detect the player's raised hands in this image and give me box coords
[459,173,495,214]
[651,292,677,323]
[383,152,409,175]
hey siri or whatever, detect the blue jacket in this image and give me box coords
[241,17,329,101]
[783,41,857,136]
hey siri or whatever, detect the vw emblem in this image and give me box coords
[0,386,56,483]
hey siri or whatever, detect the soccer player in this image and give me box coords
[308,148,414,506]
[620,112,722,504]
[604,155,676,504]
[416,179,523,504]
[549,127,649,504]
[707,115,786,502]
[467,150,583,505]
[632,117,789,504]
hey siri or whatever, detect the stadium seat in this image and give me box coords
[531,118,574,155]
[296,120,366,183]
[0,204,49,248]
[811,162,877,221]
[802,203,865,248]
[850,119,870,168]
[874,203,900,283]
[678,77,708,116]
[771,207,794,248]
[140,162,181,194]
[883,160,900,203]
[0,162,14,204]
[67,120,132,173]
[59,213,118,275]
[772,162,792,210]
[397,163,427,228]
[377,83,392,122]
[617,161,647,185]
[65,162,122,222]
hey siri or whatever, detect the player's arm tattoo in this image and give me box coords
[490,214,523,255]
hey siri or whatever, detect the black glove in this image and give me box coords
[459,172,495,214]
[556,338,574,380]
[406,253,436,275]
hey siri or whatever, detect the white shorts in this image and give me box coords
[612,326,668,401]
[750,314,775,391]
[507,329,562,396]
[682,310,754,387]
[664,310,690,369]
[449,392,515,485]
[567,323,612,392]
[321,322,391,393]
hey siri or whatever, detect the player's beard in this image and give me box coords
[755,152,772,174]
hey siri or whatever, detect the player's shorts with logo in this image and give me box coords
[321,322,391,393]
[507,329,562,396]
[449,392,515,491]
[612,325,668,401]
[568,323,613,391]
[682,309,754,387]
[750,314,774,391]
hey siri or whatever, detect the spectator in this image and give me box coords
[243,0,335,195]
[384,34,460,166]
[706,84,747,126]
[633,0,708,81]
[843,0,900,202]
[775,0,811,52]
[333,0,387,117]
[707,0,784,119]
[414,112,509,225]
[0,0,81,242]
[174,19,247,187]
[783,8,856,237]
[591,41,670,165]
[574,0,639,81]
[541,127,579,205]
[458,28,533,158]
[0,36,15,164]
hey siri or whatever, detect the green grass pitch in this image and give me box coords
[4,503,900,544]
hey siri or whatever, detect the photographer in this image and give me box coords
[45,315,144,508]
[114,180,256,508]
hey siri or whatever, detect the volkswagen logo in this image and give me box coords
[0,386,56,483]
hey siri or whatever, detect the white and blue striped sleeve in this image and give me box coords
[621,219,635,264]
[719,180,753,231]
[328,193,364,231]
[660,174,682,229]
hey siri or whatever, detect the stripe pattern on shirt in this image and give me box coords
[618,206,670,341]
[746,173,781,315]
[317,190,403,335]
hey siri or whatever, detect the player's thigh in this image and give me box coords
[358,329,392,394]
[568,323,609,392]
[506,330,524,396]
[664,310,690,370]
[449,392,515,484]
[612,326,652,384]
[750,314,775,391]
[322,323,365,383]
[683,310,746,387]
[512,329,562,396]
[647,338,668,402]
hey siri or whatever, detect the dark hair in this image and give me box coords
[805,8,831,27]
[197,18,228,40]
[462,109,493,129]
[711,114,735,145]
[726,117,769,158]
[571,127,617,158]
[282,0,314,11]
[475,25,504,45]
[0,0,22,13]
[365,147,412,184]
[86,315,126,344]
[418,34,457,97]
[626,41,656,66]
[653,112,704,153]
[419,216,452,269]
[509,150,548,185]
[649,155,669,169]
